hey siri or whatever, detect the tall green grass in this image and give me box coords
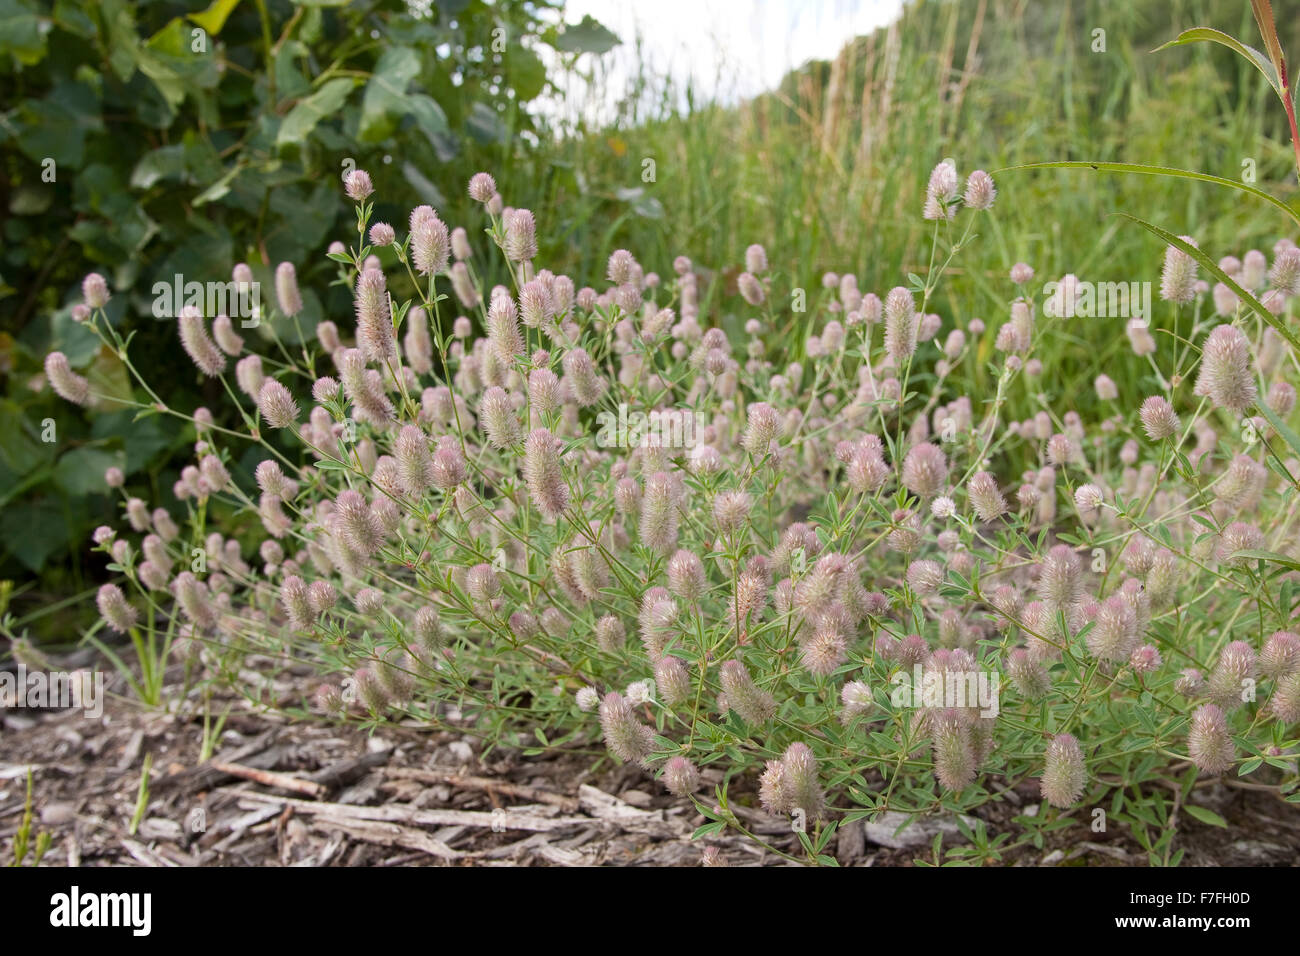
[539,0,1298,423]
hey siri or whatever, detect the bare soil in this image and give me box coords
[2,657,1297,867]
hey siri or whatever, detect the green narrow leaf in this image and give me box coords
[1153,28,1285,104]
[1256,400,1300,465]
[1000,162,1300,230]
[1183,805,1229,828]
[1230,549,1300,572]
[1113,213,1300,353]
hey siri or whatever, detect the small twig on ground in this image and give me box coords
[386,766,580,811]
[211,761,326,798]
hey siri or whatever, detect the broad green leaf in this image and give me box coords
[553,15,620,55]
[358,46,420,144]
[1154,28,1284,105]
[276,77,356,148]
[0,400,51,476]
[130,144,187,189]
[54,446,126,497]
[505,43,546,101]
[465,101,507,144]
[1001,162,1300,231]
[189,0,241,35]
[407,92,449,141]
[0,499,68,572]
[86,347,135,409]
[0,0,47,65]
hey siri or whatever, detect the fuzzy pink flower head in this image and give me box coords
[523,428,568,521]
[82,272,111,309]
[1008,648,1050,699]
[779,742,825,821]
[257,379,299,429]
[1188,703,1234,774]
[598,692,655,767]
[1139,395,1179,440]
[737,271,765,306]
[1074,483,1104,513]
[923,160,959,220]
[1268,246,1300,295]
[840,679,873,717]
[96,583,137,633]
[719,660,775,725]
[466,562,502,603]
[967,471,1007,521]
[1046,433,1073,466]
[666,549,707,603]
[1009,263,1034,285]
[662,756,700,796]
[1036,544,1082,611]
[344,168,373,201]
[930,708,976,791]
[963,169,996,210]
[907,559,944,596]
[462,171,491,205]
[902,442,948,499]
[410,205,450,276]
[1041,733,1086,808]
[1216,521,1263,566]
[468,171,496,203]
[1159,236,1198,303]
[884,286,918,363]
[275,262,303,317]
[654,656,691,707]
[1260,631,1300,680]
[178,306,226,377]
[1194,325,1257,415]
[1205,639,1257,711]
[1130,644,1162,674]
[504,208,538,263]
[712,490,753,536]
[45,351,91,406]
[743,402,780,457]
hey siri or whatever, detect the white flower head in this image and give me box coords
[625,679,655,705]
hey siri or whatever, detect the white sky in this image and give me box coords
[543,0,904,122]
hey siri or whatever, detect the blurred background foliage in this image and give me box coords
[1,0,1298,641]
